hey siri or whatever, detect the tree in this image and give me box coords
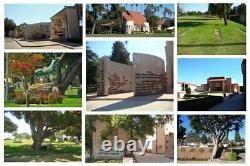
[177,115,186,144]
[10,111,81,151]
[186,87,191,94]
[234,130,241,145]
[189,115,244,160]
[90,4,105,34]
[200,134,208,145]
[208,3,232,25]
[185,131,200,145]
[110,41,130,65]
[86,45,98,89]
[144,4,158,33]
[4,18,16,37]
[4,115,17,133]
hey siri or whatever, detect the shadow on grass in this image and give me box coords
[178,18,218,21]
[178,22,205,27]
[178,42,246,47]
[4,143,81,162]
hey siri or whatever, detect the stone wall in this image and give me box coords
[177,147,229,160]
[24,22,51,40]
[96,57,133,96]
[133,53,166,96]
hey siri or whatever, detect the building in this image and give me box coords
[122,11,150,34]
[165,41,173,93]
[50,4,82,42]
[92,120,174,159]
[177,82,197,92]
[24,22,51,40]
[206,77,240,93]
[241,59,246,94]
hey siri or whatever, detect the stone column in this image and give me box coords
[165,41,173,93]
[96,57,109,96]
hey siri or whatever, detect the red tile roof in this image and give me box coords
[122,11,146,25]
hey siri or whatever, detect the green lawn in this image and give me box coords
[86,32,174,37]
[4,139,81,162]
[4,97,82,107]
[177,16,246,55]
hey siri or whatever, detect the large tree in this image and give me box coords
[177,115,186,144]
[189,115,244,160]
[90,4,105,34]
[110,41,130,65]
[10,111,81,151]
[4,18,16,37]
[4,115,17,133]
[208,3,232,25]
[144,4,159,33]
[86,45,98,89]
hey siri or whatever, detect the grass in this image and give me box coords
[4,139,81,162]
[87,159,123,163]
[4,97,82,107]
[86,32,174,37]
[177,15,246,55]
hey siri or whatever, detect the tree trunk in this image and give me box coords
[223,4,228,25]
[211,139,219,160]
[32,134,44,151]
[91,21,96,34]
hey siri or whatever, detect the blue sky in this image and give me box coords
[180,115,245,141]
[5,4,73,25]
[87,4,175,18]
[178,58,244,86]
[87,41,168,64]
[5,112,31,134]
[179,3,241,13]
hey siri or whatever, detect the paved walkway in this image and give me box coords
[87,92,173,112]
[134,152,173,163]
[208,93,246,111]
[5,38,82,49]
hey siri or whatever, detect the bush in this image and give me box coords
[186,87,191,95]
[14,93,26,104]
[48,93,64,104]
[178,95,223,111]
[228,152,237,161]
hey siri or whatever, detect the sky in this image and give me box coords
[180,115,245,141]
[179,3,241,13]
[178,58,244,86]
[5,112,31,135]
[5,4,73,25]
[87,41,168,64]
[87,4,175,19]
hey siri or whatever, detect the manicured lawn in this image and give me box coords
[4,139,81,162]
[86,32,174,37]
[177,16,246,55]
[4,97,82,107]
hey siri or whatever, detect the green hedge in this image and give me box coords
[178,95,223,111]
[228,152,237,161]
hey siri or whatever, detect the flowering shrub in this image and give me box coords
[48,92,64,104]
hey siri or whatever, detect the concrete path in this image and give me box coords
[208,93,246,111]
[5,38,82,49]
[134,152,173,163]
[87,92,173,112]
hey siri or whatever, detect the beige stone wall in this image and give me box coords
[96,57,134,96]
[92,121,130,159]
[165,41,174,93]
[24,23,51,40]
[165,132,174,158]
[133,53,166,96]
[66,8,81,40]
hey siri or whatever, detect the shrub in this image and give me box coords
[178,95,223,111]
[14,93,26,104]
[228,152,237,161]
[48,93,64,104]
[186,87,191,94]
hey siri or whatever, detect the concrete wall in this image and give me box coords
[66,8,81,40]
[24,22,51,40]
[96,57,133,96]
[165,41,173,93]
[133,53,166,96]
